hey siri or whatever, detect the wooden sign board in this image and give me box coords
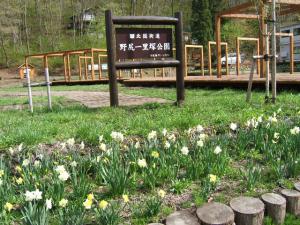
[116,28,173,60]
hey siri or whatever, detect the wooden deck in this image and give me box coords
[49,73,300,90]
[51,78,125,86]
[123,73,300,89]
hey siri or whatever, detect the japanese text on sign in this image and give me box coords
[116,28,173,60]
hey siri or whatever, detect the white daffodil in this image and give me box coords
[214,146,222,155]
[181,146,189,155]
[274,132,280,139]
[34,160,41,168]
[66,138,75,147]
[99,143,107,152]
[111,131,124,142]
[137,159,147,168]
[80,141,85,150]
[17,143,23,152]
[167,133,176,142]
[197,140,204,147]
[290,126,300,135]
[164,141,171,149]
[70,161,77,167]
[25,189,42,202]
[147,131,157,141]
[196,125,204,133]
[58,170,70,181]
[22,159,30,167]
[162,128,167,136]
[134,141,140,149]
[46,199,52,210]
[230,123,238,131]
[8,147,15,155]
[199,133,207,140]
[59,198,68,208]
[55,165,66,174]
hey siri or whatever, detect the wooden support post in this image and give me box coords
[281,189,300,216]
[290,35,294,74]
[132,59,135,78]
[208,42,212,76]
[105,10,119,107]
[261,193,286,225]
[98,55,102,79]
[246,59,256,103]
[175,11,185,105]
[63,55,68,82]
[118,59,122,79]
[225,43,229,75]
[257,39,260,75]
[91,50,95,80]
[25,57,33,113]
[230,197,265,225]
[184,46,188,77]
[154,58,157,77]
[67,53,71,81]
[78,56,82,80]
[84,53,88,80]
[236,37,240,76]
[43,56,52,110]
[216,16,222,78]
[201,47,204,76]
[259,3,265,78]
[295,183,300,192]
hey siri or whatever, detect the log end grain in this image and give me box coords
[196,202,235,225]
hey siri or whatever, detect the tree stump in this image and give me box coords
[294,182,300,192]
[280,189,300,216]
[196,202,235,225]
[261,193,286,224]
[230,196,264,225]
[166,209,200,225]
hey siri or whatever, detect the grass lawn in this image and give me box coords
[0,85,300,224]
[0,85,300,149]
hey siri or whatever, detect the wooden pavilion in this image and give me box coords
[215,0,300,78]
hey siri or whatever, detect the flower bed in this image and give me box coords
[0,109,299,224]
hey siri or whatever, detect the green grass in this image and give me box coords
[0,85,300,149]
[0,96,68,106]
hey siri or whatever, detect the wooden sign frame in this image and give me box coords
[185,45,204,77]
[105,10,185,107]
[236,37,260,76]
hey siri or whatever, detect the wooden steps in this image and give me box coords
[152,182,300,225]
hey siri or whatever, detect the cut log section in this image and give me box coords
[261,193,286,224]
[280,189,300,216]
[166,209,200,225]
[230,196,264,225]
[295,182,300,192]
[196,202,235,225]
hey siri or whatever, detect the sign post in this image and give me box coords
[105,10,185,107]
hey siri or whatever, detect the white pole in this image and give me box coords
[265,24,270,101]
[45,67,52,110]
[271,0,277,103]
[25,63,33,113]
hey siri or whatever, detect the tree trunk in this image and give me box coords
[24,0,30,54]
[0,33,9,68]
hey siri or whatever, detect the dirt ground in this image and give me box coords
[0,68,22,88]
[0,69,171,109]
